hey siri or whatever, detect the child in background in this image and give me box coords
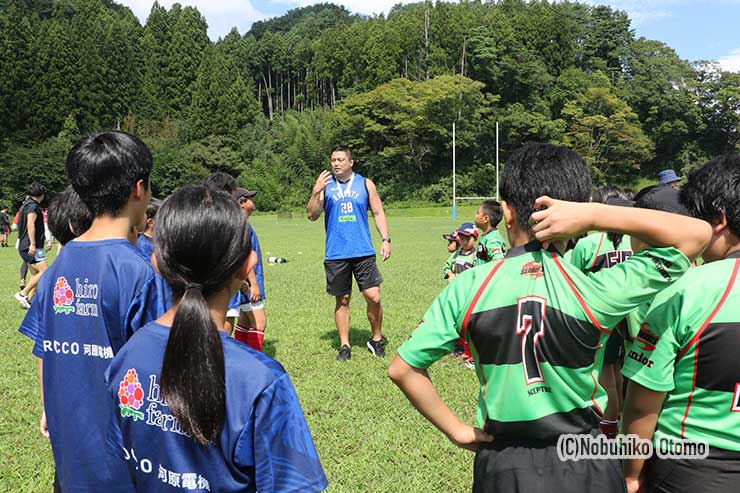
[442,230,460,280]
[106,186,328,492]
[232,187,268,352]
[474,200,506,265]
[444,223,478,283]
[46,186,93,246]
[0,205,10,247]
[18,131,163,493]
[444,223,479,368]
[136,197,162,260]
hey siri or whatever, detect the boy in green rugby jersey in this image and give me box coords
[622,154,740,493]
[474,200,506,265]
[570,186,635,437]
[388,143,711,493]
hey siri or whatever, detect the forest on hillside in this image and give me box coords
[1,0,739,210]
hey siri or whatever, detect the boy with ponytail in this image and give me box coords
[19,131,163,492]
[106,186,327,492]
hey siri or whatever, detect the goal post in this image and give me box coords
[451,121,500,220]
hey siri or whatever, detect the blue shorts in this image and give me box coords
[19,247,46,265]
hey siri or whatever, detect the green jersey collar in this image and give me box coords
[505,240,561,259]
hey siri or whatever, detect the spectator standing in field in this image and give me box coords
[474,200,506,265]
[0,205,10,246]
[232,187,268,352]
[622,154,740,493]
[307,146,391,361]
[18,131,162,493]
[135,197,162,261]
[389,143,710,493]
[443,223,479,369]
[15,182,48,307]
[106,186,328,493]
[657,169,681,189]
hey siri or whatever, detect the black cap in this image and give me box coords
[232,187,257,201]
[606,185,689,216]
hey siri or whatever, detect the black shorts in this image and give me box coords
[642,449,740,492]
[474,440,626,493]
[324,255,383,296]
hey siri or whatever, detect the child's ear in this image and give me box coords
[712,213,729,236]
[239,251,258,279]
[502,200,517,230]
[132,179,147,201]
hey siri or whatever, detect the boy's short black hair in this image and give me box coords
[26,181,45,197]
[48,186,93,246]
[681,153,740,237]
[501,143,592,233]
[331,146,353,160]
[146,198,163,220]
[65,131,152,217]
[479,200,503,227]
[204,172,237,194]
[591,185,628,204]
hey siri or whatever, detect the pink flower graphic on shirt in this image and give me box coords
[119,369,145,421]
[52,277,75,314]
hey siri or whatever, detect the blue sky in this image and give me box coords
[118,1,740,71]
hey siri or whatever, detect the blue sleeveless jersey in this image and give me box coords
[324,173,376,260]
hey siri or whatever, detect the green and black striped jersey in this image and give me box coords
[622,251,740,453]
[398,242,689,443]
[570,231,633,273]
[476,229,506,266]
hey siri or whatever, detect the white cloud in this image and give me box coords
[118,1,266,39]
[718,47,740,72]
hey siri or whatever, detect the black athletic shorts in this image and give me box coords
[324,255,383,296]
[642,449,740,492]
[474,439,626,493]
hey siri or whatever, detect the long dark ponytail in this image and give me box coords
[154,185,250,445]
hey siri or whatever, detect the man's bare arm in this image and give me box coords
[366,179,391,260]
[307,171,331,221]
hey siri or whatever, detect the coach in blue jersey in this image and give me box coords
[307,146,391,361]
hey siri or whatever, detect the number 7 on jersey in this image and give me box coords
[516,296,547,385]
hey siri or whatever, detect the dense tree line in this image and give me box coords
[1,0,739,210]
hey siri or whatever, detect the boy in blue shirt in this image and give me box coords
[19,131,163,492]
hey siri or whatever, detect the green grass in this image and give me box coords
[0,210,499,492]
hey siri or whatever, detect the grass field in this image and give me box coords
[0,206,496,492]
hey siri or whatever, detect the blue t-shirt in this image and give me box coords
[136,234,154,262]
[136,234,173,311]
[105,322,328,493]
[323,173,375,261]
[19,239,163,492]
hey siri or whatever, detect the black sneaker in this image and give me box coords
[366,338,386,358]
[337,344,351,361]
